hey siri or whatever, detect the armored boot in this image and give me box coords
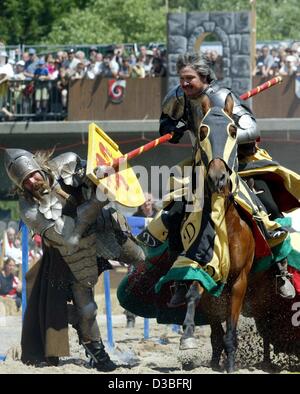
[82,340,117,372]
[276,259,296,299]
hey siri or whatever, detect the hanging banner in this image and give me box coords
[108,79,126,104]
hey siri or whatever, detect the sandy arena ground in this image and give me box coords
[0,311,299,375]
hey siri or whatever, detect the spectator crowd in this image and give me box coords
[253,42,300,78]
[0,43,167,121]
[1,40,300,121]
[0,223,43,314]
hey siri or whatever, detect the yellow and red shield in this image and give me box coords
[86,123,145,207]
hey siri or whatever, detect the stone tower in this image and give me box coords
[167,12,252,98]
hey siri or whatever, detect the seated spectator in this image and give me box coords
[28,234,43,266]
[0,257,22,310]
[1,227,22,267]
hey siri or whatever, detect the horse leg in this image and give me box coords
[263,335,271,366]
[180,281,203,350]
[224,272,248,373]
[210,321,225,370]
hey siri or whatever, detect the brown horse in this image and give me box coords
[178,94,256,373]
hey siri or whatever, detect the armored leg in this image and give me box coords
[124,309,136,328]
[118,236,145,267]
[71,282,100,342]
[71,282,117,371]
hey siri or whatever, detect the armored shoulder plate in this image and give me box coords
[19,195,55,235]
[49,152,86,187]
[161,84,185,120]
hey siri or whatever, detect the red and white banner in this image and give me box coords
[108,79,126,103]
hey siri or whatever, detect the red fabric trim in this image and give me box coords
[288,266,300,295]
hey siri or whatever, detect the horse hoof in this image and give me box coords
[179,337,198,350]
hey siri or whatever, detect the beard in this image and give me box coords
[31,179,52,200]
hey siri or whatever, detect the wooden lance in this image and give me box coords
[111,76,283,170]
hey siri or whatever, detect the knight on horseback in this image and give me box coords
[158,52,297,299]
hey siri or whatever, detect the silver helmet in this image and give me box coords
[4,149,42,188]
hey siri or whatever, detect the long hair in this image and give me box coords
[176,52,216,83]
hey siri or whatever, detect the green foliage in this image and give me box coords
[1,0,300,45]
[0,0,93,44]
[47,0,166,44]
[0,201,20,221]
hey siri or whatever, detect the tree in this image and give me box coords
[0,0,93,44]
[1,0,300,45]
[47,0,167,45]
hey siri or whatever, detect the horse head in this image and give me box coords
[197,94,237,195]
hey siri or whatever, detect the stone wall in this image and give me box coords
[167,12,252,97]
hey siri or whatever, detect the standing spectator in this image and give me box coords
[70,62,86,80]
[118,57,132,79]
[24,48,39,79]
[100,53,119,78]
[210,50,224,80]
[144,50,154,77]
[130,54,145,78]
[10,60,26,115]
[64,48,80,75]
[256,45,274,77]
[56,66,69,111]
[89,46,98,63]
[33,59,50,114]
[0,257,22,310]
[94,53,104,76]
[45,54,56,79]
[150,57,166,77]
[279,54,298,76]
[133,192,159,219]
[0,50,14,120]
[138,46,147,63]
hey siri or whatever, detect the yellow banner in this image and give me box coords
[86,123,145,207]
